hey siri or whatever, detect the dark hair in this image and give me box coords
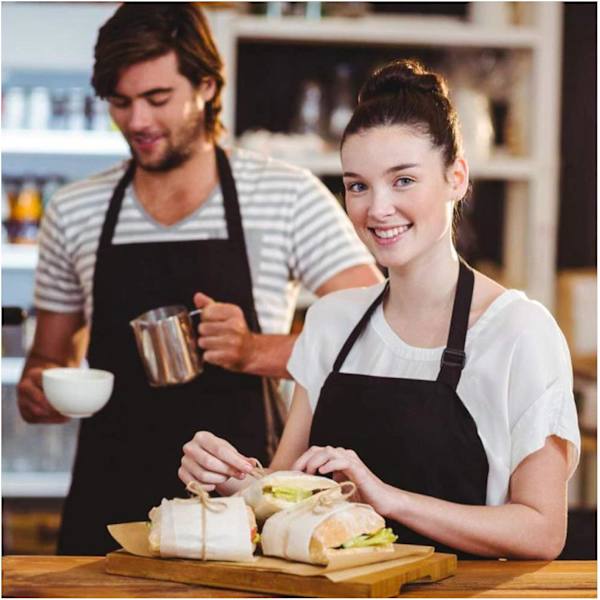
[92,3,225,140]
[342,59,462,169]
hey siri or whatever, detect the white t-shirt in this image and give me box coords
[34,148,374,333]
[288,283,581,506]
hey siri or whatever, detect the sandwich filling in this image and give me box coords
[262,485,329,503]
[335,527,397,549]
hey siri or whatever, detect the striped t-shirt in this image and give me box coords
[35,147,374,334]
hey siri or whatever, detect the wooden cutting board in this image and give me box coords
[105,550,456,597]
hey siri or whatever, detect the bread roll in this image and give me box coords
[261,499,395,565]
[309,504,387,564]
[240,470,337,522]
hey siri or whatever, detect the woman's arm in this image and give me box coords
[295,435,569,560]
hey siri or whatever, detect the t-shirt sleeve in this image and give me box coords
[288,173,374,292]
[34,192,85,313]
[508,310,581,479]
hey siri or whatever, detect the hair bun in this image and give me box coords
[358,59,446,103]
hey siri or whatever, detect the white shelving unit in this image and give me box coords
[231,14,541,47]
[1,129,128,156]
[2,243,38,271]
[2,473,71,498]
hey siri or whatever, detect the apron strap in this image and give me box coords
[97,161,136,252]
[332,282,389,372]
[215,146,262,335]
[436,260,474,390]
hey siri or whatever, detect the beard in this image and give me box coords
[128,108,206,173]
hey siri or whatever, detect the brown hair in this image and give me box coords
[92,3,225,140]
[342,59,462,169]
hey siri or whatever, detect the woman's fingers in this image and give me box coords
[183,431,254,482]
[180,455,230,484]
[178,464,216,492]
[317,457,352,476]
[292,445,325,472]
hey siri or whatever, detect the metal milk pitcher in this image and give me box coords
[130,305,203,387]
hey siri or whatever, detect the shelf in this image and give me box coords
[2,357,25,385]
[1,129,128,156]
[2,244,38,270]
[2,472,71,497]
[234,15,540,49]
[268,150,535,180]
[2,131,534,181]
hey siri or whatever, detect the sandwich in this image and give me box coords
[148,495,258,562]
[239,470,338,522]
[261,499,397,565]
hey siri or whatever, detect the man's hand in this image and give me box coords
[193,292,257,373]
[17,367,70,424]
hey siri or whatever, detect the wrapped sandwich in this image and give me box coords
[261,485,397,565]
[148,483,258,562]
[239,470,338,522]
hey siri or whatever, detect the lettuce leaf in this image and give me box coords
[338,527,397,549]
[263,485,314,502]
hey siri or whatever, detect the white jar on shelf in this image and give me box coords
[3,86,27,129]
[27,86,52,130]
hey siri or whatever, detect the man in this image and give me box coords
[17,3,381,555]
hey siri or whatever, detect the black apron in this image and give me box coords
[309,261,489,559]
[58,147,271,555]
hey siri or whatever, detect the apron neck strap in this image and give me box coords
[214,145,262,334]
[332,282,389,372]
[332,259,474,390]
[436,259,474,390]
[98,160,136,251]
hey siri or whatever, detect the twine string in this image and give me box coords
[309,480,357,513]
[248,457,267,479]
[186,481,227,560]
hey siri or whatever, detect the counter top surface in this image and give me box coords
[2,555,597,598]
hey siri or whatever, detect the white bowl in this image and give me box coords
[42,368,114,418]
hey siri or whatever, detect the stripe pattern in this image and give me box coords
[34,148,373,334]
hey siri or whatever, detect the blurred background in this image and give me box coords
[1,1,596,558]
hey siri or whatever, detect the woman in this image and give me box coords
[178,59,580,559]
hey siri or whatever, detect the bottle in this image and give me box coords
[3,87,27,129]
[27,86,52,130]
[328,64,354,143]
[85,94,110,131]
[67,87,86,130]
[2,181,12,243]
[50,88,68,130]
[41,175,63,210]
[10,178,42,244]
[292,80,325,137]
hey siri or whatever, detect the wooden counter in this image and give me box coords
[2,555,596,598]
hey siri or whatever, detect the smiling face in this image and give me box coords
[107,52,215,172]
[341,124,468,272]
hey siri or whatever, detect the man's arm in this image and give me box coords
[17,309,88,423]
[194,264,383,379]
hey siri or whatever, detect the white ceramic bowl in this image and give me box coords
[42,368,114,418]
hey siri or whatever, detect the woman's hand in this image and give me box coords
[179,431,255,492]
[292,445,394,516]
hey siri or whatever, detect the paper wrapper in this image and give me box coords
[261,497,396,566]
[238,470,337,522]
[107,523,433,582]
[109,495,254,563]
